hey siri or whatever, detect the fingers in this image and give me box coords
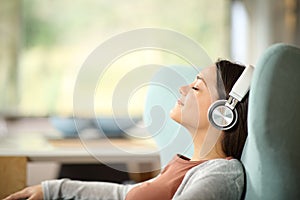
[3,185,43,200]
[3,188,29,200]
[26,193,41,200]
[27,193,42,200]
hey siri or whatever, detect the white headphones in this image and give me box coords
[208,65,254,130]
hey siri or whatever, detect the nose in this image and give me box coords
[179,85,190,96]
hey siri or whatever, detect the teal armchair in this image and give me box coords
[241,43,300,199]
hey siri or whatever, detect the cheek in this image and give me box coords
[182,94,211,128]
[183,100,201,124]
[170,92,212,129]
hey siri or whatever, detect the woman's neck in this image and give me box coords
[188,128,226,161]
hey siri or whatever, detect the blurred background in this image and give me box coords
[0,0,299,117]
[0,0,299,188]
[1,0,229,117]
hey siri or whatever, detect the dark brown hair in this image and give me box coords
[216,60,249,160]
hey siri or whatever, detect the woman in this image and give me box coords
[4,60,249,200]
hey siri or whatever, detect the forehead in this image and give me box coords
[198,65,216,81]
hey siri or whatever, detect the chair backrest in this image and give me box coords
[241,43,300,199]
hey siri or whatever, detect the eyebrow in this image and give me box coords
[197,75,207,86]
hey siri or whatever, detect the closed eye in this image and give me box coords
[191,75,206,91]
[192,86,199,91]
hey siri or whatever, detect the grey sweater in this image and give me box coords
[42,158,244,200]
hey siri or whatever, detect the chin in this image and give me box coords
[169,107,182,124]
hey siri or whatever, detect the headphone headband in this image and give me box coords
[226,65,254,110]
[229,65,254,101]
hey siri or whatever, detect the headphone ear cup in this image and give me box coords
[208,100,238,130]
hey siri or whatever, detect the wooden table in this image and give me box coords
[0,133,160,199]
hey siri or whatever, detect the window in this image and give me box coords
[0,0,230,117]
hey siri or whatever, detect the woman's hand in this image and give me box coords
[3,185,43,200]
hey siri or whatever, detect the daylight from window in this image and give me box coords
[0,0,229,117]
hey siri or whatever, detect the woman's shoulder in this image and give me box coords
[196,158,243,173]
[188,158,244,179]
[184,158,244,192]
[173,159,245,199]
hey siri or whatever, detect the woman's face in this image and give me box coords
[170,66,217,132]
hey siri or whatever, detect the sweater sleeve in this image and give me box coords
[42,179,137,200]
[172,159,244,200]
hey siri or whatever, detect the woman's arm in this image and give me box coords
[42,179,136,200]
[3,179,137,200]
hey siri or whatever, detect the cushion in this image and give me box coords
[242,43,300,199]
